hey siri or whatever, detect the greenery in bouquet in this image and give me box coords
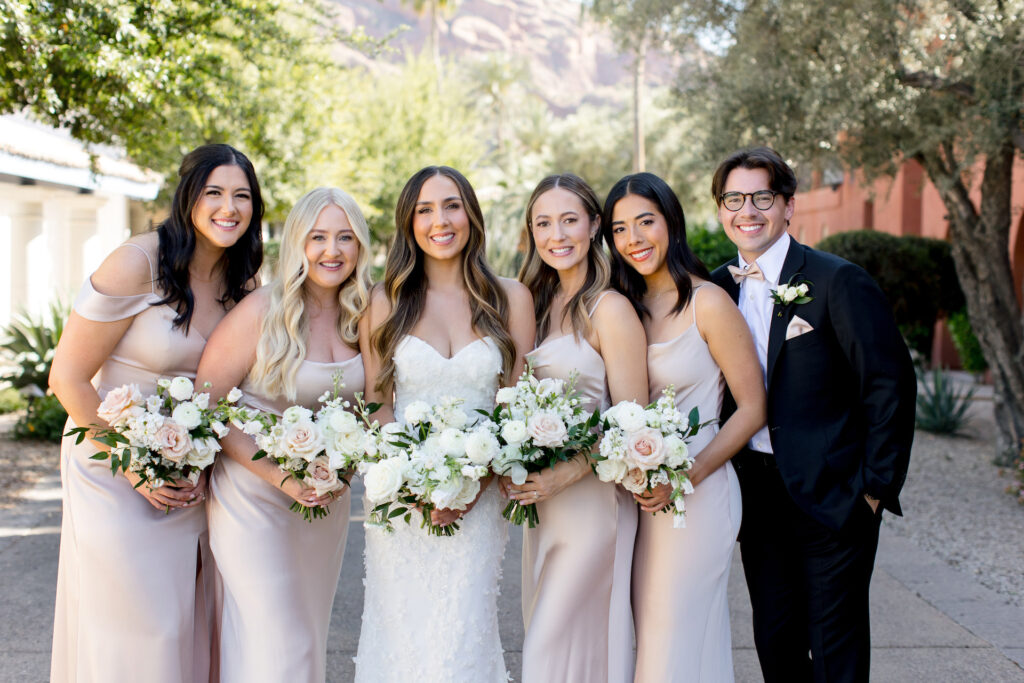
[480,365,600,527]
[223,378,375,522]
[594,387,705,529]
[359,397,498,537]
[65,376,237,493]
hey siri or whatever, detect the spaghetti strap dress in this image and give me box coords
[207,355,363,683]
[521,291,638,683]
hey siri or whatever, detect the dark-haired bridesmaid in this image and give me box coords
[604,173,765,682]
[505,173,647,683]
[49,144,263,682]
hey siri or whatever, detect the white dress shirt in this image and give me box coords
[735,232,791,454]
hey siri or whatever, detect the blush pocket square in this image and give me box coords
[785,315,814,340]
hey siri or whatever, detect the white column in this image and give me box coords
[0,198,12,327]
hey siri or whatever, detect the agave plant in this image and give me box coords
[0,300,69,397]
[915,367,976,435]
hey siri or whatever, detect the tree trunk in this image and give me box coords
[920,145,1024,460]
[632,33,647,173]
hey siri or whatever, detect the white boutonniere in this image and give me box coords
[770,274,813,316]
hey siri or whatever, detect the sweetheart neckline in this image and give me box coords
[401,335,492,361]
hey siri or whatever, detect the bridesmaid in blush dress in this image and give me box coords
[604,173,766,682]
[504,174,648,683]
[48,144,264,683]
[196,188,372,683]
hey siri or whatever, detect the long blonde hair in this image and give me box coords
[250,187,372,401]
[371,166,516,394]
[518,174,610,341]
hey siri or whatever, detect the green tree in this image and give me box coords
[674,0,1024,457]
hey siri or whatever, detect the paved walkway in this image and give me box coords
[1,470,1022,682]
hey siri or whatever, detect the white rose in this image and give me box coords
[304,455,342,496]
[495,387,517,404]
[331,428,363,455]
[364,459,405,504]
[171,401,202,430]
[664,434,690,469]
[210,420,230,438]
[464,428,499,465]
[796,283,809,297]
[613,402,647,433]
[282,420,323,461]
[500,420,527,444]
[168,376,195,402]
[282,405,314,424]
[526,411,568,448]
[624,427,667,471]
[226,387,244,403]
[329,409,359,434]
[438,428,467,456]
[621,467,649,494]
[430,476,463,510]
[595,457,628,483]
[153,420,192,464]
[403,401,431,425]
[97,384,144,426]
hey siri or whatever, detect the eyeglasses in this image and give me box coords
[719,190,779,212]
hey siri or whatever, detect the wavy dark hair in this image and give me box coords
[602,172,710,318]
[155,143,264,331]
[518,173,609,341]
[371,166,516,393]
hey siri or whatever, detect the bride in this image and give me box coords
[354,166,534,682]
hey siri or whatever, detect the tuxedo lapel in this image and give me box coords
[720,257,740,303]
[766,240,806,387]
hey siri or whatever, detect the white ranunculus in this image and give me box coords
[171,402,202,430]
[226,387,244,403]
[526,411,568,447]
[364,458,406,503]
[403,401,432,425]
[282,405,314,424]
[495,387,517,405]
[500,420,528,444]
[613,401,647,433]
[438,428,467,457]
[464,428,499,466]
[664,434,690,469]
[168,377,194,402]
[594,457,628,483]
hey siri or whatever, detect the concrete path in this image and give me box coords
[1,473,1022,682]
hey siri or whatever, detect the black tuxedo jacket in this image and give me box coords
[712,238,916,532]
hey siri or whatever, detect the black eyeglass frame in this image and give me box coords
[718,190,781,212]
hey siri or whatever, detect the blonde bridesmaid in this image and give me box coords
[505,174,647,683]
[49,144,264,682]
[196,188,371,683]
[605,173,766,682]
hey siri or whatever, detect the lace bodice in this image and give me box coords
[393,335,502,417]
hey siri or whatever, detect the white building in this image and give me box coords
[0,114,161,327]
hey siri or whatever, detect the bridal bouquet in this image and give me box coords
[481,365,601,527]
[593,387,702,528]
[358,397,498,537]
[224,380,372,522]
[65,376,237,491]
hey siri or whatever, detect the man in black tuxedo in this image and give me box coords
[709,147,916,682]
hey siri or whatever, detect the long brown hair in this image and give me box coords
[518,173,609,341]
[371,166,516,393]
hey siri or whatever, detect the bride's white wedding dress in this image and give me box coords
[354,335,510,683]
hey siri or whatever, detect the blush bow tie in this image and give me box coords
[727,262,765,284]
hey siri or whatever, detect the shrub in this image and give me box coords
[946,308,988,373]
[816,230,963,357]
[12,392,68,442]
[0,300,68,395]
[688,225,736,271]
[915,367,975,434]
[0,386,26,414]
